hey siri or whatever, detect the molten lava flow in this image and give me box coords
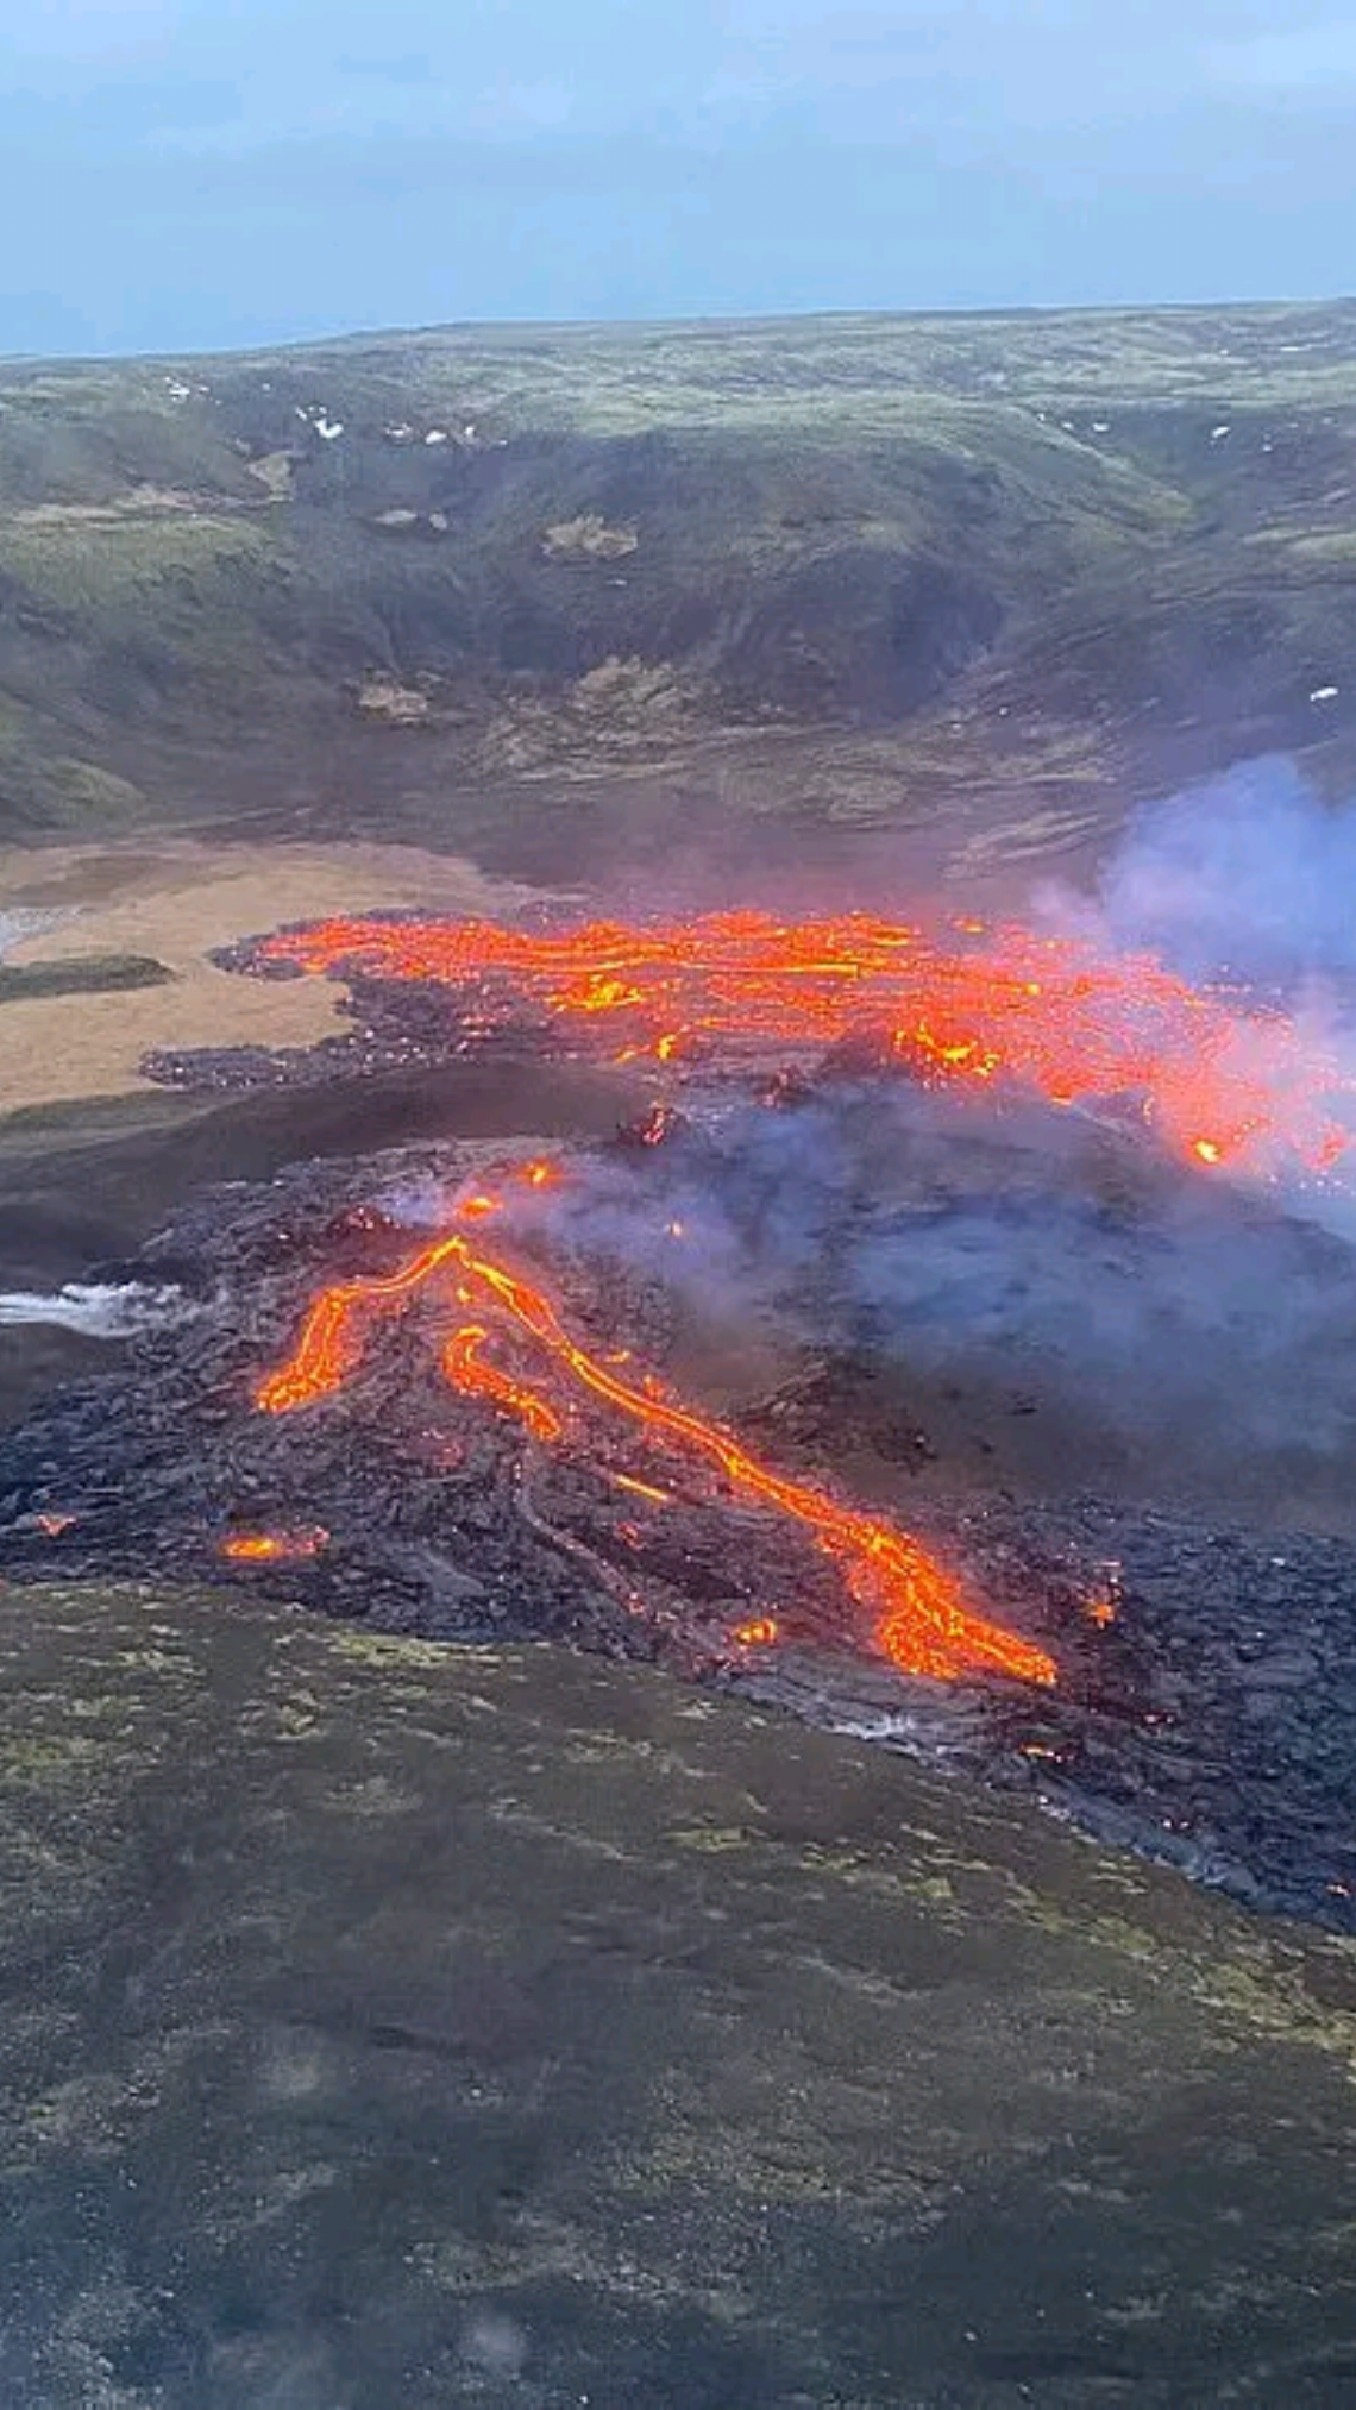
[612,1472,673,1506]
[443,1324,564,1444]
[250,909,1356,1185]
[1084,1560,1124,1629]
[254,1238,466,1413]
[254,1205,1055,1689]
[223,1527,328,1563]
[734,1616,781,1647]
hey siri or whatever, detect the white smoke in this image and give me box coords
[534,1087,1356,1469]
[373,1178,450,1229]
[0,1283,183,1337]
[511,762,1356,1512]
[1041,754,1356,989]
[1029,753,1356,1238]
[333,757,1356,1520]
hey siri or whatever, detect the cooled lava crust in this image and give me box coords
[1,1133,1354,1935]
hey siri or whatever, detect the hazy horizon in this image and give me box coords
[12,289,1356,369]
[2,0,1355,357]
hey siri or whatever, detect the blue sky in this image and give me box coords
[1,0,1354,355]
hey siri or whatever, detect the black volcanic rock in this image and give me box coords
[1,1134,1355,1937]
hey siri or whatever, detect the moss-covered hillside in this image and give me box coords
[2,301,1356,856]
[3,1579,1356,2405]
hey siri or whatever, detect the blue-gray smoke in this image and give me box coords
[1046,754,1356,989]
[389,760,1356,1515]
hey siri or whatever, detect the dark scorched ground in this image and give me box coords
[0,1131,1354,1938]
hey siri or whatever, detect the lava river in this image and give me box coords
[252,1163,1056,1689]
[231,901,1356,1692]
[247,907,1356,1188]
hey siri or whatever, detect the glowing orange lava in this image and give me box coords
[253,1204,1055,1689]
[612,1472,674,1506]
[223,1527,328,1563]
[733,1616,781,1647]
[1084,1561,1124,1629]
[443,1323,565,1444]
[251,909,1356,1185]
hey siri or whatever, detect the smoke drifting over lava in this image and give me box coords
[523,1087,1356,1506]
[240,1153,1053,1687]
[6,755,1356,1926]
[245,887,1356,1208]
[1069,756,1356,988]
[211,759,1356,1524]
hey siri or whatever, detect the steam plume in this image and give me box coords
[0,1284,182,1337]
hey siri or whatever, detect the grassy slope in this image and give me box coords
[3,1578,1356,2405]
[1,301,1355,853]
[0,952,173,1004]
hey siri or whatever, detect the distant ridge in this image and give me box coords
[1,302,1354,867]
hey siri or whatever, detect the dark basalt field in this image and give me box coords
[3,1063,1353,1937]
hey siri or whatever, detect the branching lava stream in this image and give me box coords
[254,1174,1056,1689]
[234,899,1356,1691]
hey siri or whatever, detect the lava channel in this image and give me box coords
[252,1186,1055,1690]
[246,908,1356,1188]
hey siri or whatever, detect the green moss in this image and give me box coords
[0,301,1355,842]
[329,1627,464,1673]
[668,1824,757,1854]
[0,516,286,675]
[0,953,173,1005]
[1,1577,1356,2402]
[0,1734,107,1786]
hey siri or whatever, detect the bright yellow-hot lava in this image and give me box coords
[222,1527,328,1562]
[734,1616,782,1647]
[227,903,1356,1684]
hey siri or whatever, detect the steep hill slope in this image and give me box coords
[2,301,1356,868]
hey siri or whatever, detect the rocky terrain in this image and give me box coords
[2,1577,1355,2409]
[2,1107,1354,1936]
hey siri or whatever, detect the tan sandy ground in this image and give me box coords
[0,838,543,1115]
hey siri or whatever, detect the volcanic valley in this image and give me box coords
[2,881,1355,1936]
